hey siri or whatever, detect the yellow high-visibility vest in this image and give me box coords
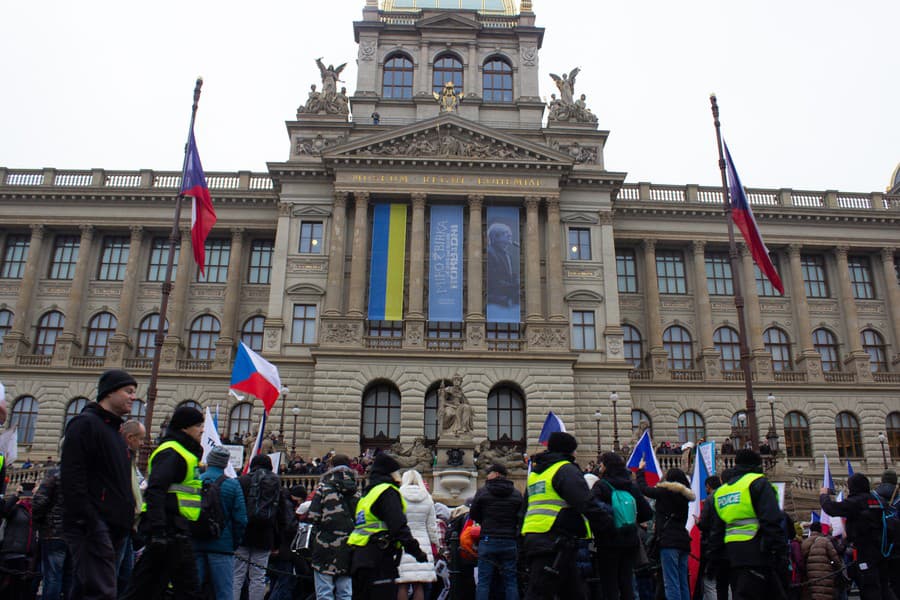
[521,460,591,538]
[141,440,202,522]
[347,482,407,547]
[714,472,764,543]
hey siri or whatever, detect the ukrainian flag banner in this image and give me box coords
[367,203,408,321]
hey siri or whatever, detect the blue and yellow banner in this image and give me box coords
[368,203,408,321]
[428,205,464,322]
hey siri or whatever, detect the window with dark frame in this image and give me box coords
[631,409,652,437]
[783,411,812,458]
[35,311,64,355]
[705,252,733,296]
[571,310,596,351]
[848,256,874,299]
[812,328,841,372]
[49,235,80,280]
[678,410,706,443]
[427,321,464,350]
[98,236,129,281]
[861,328,888,372]
[64,397,89,432]
[764,327,792,371]
[248,239,274,284]
[292,304,318,345]
[129,399,146,425]
[0,309,12,349]
[485,322,520,351]
[835,411,863,458]
[241,316,266,352]
[755,263,783,297]
[361,383,401,445]
[887,411,900,459]
[663,325,694,370]
[298,222,323,254]
[568,228,591,260]
[147,238,179,282]
[368,320,403,339]
[714,326,741,372]
[482,57,513,103]
[188,315,220,360]
[432,54,463,94]
[1,234,29,279]
[616,249,638,293]
[487,386,525,449]
[197,239,230,283]
[136,313,167,358]
[801,254,829,298]
[656,249,687,294]
[382,54,414,99]
[623,324,642,368]
[10,396,38,444]
[229,402,254,439]
[85,312,117,357]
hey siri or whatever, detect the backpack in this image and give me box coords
[871,490,900,558]
[246,469,280,523]
[191,474,227,540]
[604,480,637,529]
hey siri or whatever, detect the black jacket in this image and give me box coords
[874,481,898,507]
[592,468,652,549]
[61,402,134,535]
[140,429,204,537]
[636,469,695,552]
[470,477,524,538]
[708,466,785,568]
[32,467,65,540]
[237,466,284,551]
[0,495,37,558]
[819,490,886,563]
[350,472,423,572]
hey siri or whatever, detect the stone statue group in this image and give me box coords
[548,67,597,123]
[297,58,350,116]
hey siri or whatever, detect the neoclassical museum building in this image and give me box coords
[0,0,898,480]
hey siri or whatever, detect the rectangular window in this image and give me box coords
[197,239,230,283]
[801,254,829,298]
[426,321,464,350]
[616,249,638,293]
[299,221,323,254]
[486,323,522,351]
[98,236,130,281]
[656,250,686,294]
[567,228,591,260]
[848,256,874,299]
[755,263,783,297]
[571,310,596,350]
[291,304,318,344]
[147,237,179,282]
[49,235,80,280]
[705,252,733,296]
[248,239,274,284]
[1,234,29,279]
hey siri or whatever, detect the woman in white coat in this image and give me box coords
[396,469,438,600]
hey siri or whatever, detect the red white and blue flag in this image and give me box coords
[724,142,784,295]
[626,430,663,486]
[688,441,716,594]
[230,342,282,414]
[181,129,217,276]
[820,454,845,536]
[538,411,566,446]
[243,411,267,475]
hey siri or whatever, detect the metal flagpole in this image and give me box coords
[143,77,204,456]
[709,94,760,450]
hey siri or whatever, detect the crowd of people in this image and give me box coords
[0,368,899,599]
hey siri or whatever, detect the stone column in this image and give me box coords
[641,239,669,380]
[416,42,431,96]
[834,246,872,381]
[323,192,348,316]
[107,226,144,366]
[53,225,95,366]
[161,228,193,368]
[880,248,900,366]
[215,228,245,369]
[263,202,293,353]
[467,41,480,97]
[347,192,370,317]
[740,244,772,379]
[545,196,565,321]
[524,196,542,321]
[1,224,45,362]
[599,211,625,363]
[691,241,720,380]
[407,194,427,319]
[465,195,485,350]
[787,243,822,381]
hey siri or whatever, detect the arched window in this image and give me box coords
[835,411,863,459]
[887,412,900,459]
[714,326,741,372]
[35,310,65,355]
[361,382,401,448]
[812,328,840,372]
[177,400,201,411]
[631,409,652,437]
[85,312,117,357]
[482,57,512,103]
[130,399,146,425]
[0,309,12,348]
[678,410,706,443]
[487,385,525,450]
[424,381,449,444]
[229,402,254,439]
[64,397,89,432]
[10,396,38,444]
[241,316,265,353]
[382,53,414,99]
[763,327,792,371]
[623,325,643,368]
[663,325,693,370]
[861,329,888,372]
[188,315,220,360]
[432,53,463,95]
[136,313,168,358]
[784,411,812,458]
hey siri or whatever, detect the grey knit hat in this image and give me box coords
[207,446,231,469]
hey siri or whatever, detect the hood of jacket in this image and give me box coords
[400,482,431,503]
[484,477,516,498]
[365,471,397,493]
[874,481,898,503]
[531,450,573,474]
[322,465,358,496]
[160,429,204,459]
[657,480,696,501]
[80,401,125,431]
[601,468,633,489]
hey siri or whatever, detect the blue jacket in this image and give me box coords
[193,466,248,554]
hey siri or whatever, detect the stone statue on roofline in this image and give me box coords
[547,68,598,123]
[297,58,350,117]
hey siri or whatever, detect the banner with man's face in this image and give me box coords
[485,206,521,323]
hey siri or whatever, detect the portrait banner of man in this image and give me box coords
[485,205,521,323]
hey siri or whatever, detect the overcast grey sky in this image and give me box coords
[2,1,897,193]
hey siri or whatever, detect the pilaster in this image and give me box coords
[834,245,872,382]
[264,202,293,351]
[524,196,542,322]
[880,247,900,364]
[108,226,144,367]
[466,195,484,320]
[407,194,427,319]
[545,196,565,321]
[323,192,348,316]
[347,192,370,317]
[215,227,245,370]
[2,224,45,363]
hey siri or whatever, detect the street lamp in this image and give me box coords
[610,391,620,452]
[594,410,603,463]
[879,432,889,469]
[765,392,779,455]
[291,406,300,456]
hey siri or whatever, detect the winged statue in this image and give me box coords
[549,67,580,104]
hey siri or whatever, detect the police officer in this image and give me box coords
[521,431,609,600]
[349,453,428,600]
[709,449,787,600]
[122,406,206,600]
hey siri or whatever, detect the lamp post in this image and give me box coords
[610,391,620,452]
[291,406,300,457]
[879,431,889,469]
[765,392,779,455]
[738,413,747,449]
[594,410,603,463]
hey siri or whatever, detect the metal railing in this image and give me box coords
[176,359,212,371]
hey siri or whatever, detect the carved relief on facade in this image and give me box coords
[619,297,643,311]
[857,301,885,316]
[521,45,537,66]
[661,298,693,311]
[406,321,424,346]
[703,356,721,379]
[358,40,376,61]
[264,327,280,351]
[87,284,123,298]
[466,323,484,346]
[807,300,839,315]
[137,284,162,299]
[287,258,328,274]
[759,299,790,313]
[652,354,668,375]
[295,133,349,156]
[527,325,567,350]
[0,284,20,296]
[352,128,533,160]
[241,288,269,301]
[37,283,71,297]
[322,319,362,345]
[605,334,623,358]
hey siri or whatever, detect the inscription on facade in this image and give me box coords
[348,173,545,189]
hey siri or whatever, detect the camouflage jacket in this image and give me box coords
[307,465,360,575]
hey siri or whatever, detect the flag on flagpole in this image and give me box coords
[724,142,784,294]
[538,411,566,446]
[687,441,716,594]
[820,455,845,535]
[201,407,237,477]
[243,411,267,475]
[230,342,282,413]
[181,129,216,276]
[847,460,854,477]
[626,430,663,486]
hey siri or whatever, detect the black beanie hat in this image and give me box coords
[250,454,273,471]
[735,449,762,467]
[370,453,401,475]
[848,473,870,494]
[169,406,204,431]
[547,431,578,454]
[97,369,137,401]
[882,469,898,486]
[487,463,508,477]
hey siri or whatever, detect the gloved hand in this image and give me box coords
[412,548,429,563]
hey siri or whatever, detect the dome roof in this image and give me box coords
[381,0,517,14]
[891,162,900,194]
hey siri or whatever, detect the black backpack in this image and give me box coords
[246,469,280,523]
[191,474,227,540]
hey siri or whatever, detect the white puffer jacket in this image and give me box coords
[396,470,439,583]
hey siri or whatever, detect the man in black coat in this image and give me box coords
[61,368,137,599]
[234,454,285,600]
[470,462,524,599]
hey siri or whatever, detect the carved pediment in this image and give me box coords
[564,289,604,303]
[285,283,326,296]
[561,213,599,224]
[291,205,332,217]
[416,12,480,30]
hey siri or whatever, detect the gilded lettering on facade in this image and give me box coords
[345,173,546,188]
[350,174,410,184]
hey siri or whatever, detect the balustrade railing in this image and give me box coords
[628,369,651,381]
[774,370,807,383]
[18,355,51,366]
[177,359,212,371]
[824,371,856,383]
[71,356,106,368]
[670,369,703,381]
[2,168,273,193]
[124,358,154,370]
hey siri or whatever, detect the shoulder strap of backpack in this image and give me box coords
[213,474,227,488]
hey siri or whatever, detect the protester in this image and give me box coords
[470,462,524,600]
[0,481,39,599]
[396,469,439,600]
[269,484,305,600]
[61,368,137,599]
[695,474,727,600]
[308,453,359,600]
[636,463,694,600]
[446,504,477,599]
[234,454,284,600]
[117,419,146,597]
[801,522,839,600]
[122,405,205,599]
[32,461,72,600]
[874,469,900,597]
[194,446,247,600]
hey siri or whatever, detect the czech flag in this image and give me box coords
[820,454,844,536]
[687,441,716,594]
[230,342,282,413]
[724,142,783,295]
[538,411,566,446]
[626,430,663,486]
[181,129,217,276]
